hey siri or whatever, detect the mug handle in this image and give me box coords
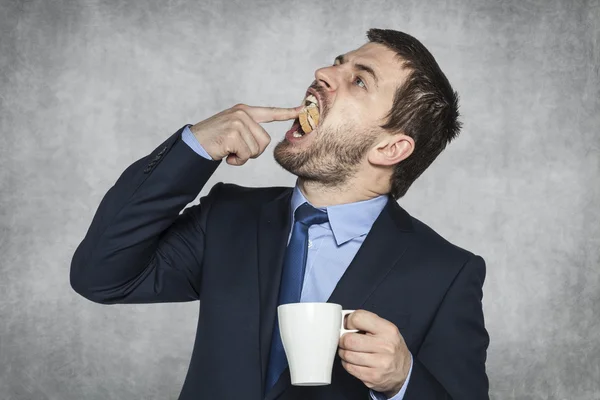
[340,309,359,337]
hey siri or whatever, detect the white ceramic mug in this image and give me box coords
[277,302,358,386]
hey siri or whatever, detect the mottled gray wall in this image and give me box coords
[1,0,598,399]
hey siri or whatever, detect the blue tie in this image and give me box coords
[265,202,329,393]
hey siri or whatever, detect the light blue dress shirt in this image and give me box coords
[181,124,413,399]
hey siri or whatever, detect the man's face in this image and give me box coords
[274,42,409,185]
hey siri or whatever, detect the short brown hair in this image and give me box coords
[367,28,462,199]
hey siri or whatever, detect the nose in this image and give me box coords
[314,65,338,93]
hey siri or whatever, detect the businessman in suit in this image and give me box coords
[70,29,489,399]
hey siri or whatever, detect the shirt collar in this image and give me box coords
[290,181,389,246]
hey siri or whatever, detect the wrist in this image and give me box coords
[383,354,411,398]
[189,126,221,161]
[383,383,403,399]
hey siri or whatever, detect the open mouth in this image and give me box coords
[289,94,320,138]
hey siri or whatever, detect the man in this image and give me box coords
[70,28,489,399]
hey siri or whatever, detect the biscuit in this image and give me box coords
[307,105,319,126]
[299,109,312,134]
[299,104,319,134]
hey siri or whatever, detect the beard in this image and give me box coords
[273,121,378,186]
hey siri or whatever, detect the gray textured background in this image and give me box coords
[1,0,599,399]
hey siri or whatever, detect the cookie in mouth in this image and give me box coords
[296,94,319,136]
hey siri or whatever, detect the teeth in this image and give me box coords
[293,131,303,138]
[304,94,318,108]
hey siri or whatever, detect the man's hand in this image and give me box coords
[338,310,412,398]
[190,103,302,166]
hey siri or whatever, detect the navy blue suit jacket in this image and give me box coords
[70,124,490,400]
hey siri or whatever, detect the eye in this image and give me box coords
[353,76,366,89]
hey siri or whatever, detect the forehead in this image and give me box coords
[346,42,409,89]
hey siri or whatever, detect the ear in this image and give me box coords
[368,133,414,166]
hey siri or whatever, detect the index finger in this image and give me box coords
[345,309,393,335]
[240,104,303,123]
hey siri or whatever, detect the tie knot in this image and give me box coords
[294,202,329,227]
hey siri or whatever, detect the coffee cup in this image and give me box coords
[277,302,358,385]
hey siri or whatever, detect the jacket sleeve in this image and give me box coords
[69,124,222,305]
[404,255,490,400]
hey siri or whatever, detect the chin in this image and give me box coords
[273,147,350,186]
[273,142,301,172]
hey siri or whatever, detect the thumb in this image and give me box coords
[226,154,248,166]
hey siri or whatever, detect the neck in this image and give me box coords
[297,173,388,208]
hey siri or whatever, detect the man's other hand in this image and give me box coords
[338,309,412,398]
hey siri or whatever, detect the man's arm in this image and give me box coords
[70,104,300,305]
[70,124,222,304]
[404,255,490,399]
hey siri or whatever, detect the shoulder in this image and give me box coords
[201,181,292,211]
[402,209,488,289]
[397,204,485,272]
[412,215,476,258]
[211,182,291,201]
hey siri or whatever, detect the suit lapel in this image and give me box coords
[328,196,414,314]
[257,188,294,397]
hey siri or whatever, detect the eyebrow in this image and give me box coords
[334,54,379,88]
